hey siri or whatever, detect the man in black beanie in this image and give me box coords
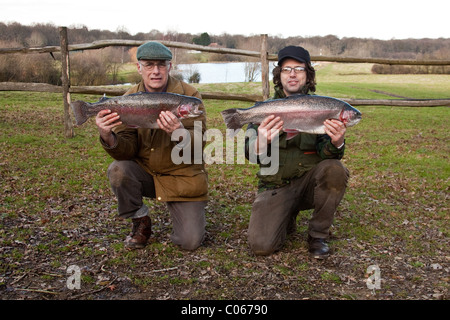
[245,46,349,259]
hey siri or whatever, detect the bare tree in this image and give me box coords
[244,62,260,82]
[103,47,128,84]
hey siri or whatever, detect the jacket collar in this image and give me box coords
[273,85,312,99]
[273,86,286,99]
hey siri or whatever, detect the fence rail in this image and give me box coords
[2,39,449,66]
[1,82,449,107]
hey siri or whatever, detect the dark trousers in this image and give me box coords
[107,160,206,251]
[248,159,349,256]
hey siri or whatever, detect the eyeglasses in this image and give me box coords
[281,66,306,74]
[139,61,169,71]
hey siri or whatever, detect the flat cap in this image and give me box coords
[137,41,173,61]
[278,46,311,64]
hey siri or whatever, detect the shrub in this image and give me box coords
[170,70,184,81]
[0,52,61,84]
[371,64,450,74]
[69,51,108,86]
[188,71,201,83]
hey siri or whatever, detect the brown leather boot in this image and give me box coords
[124,216,152,249]
[308,235,330,259]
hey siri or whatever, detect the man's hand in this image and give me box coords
[95,110,121,147]
[157,111,183,134]
[324,119,346,148]
[255,115,283,154]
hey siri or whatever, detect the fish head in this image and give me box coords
[340,105,362,127]
[177,104,204,119]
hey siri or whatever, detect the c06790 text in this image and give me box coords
[181,303,268,317]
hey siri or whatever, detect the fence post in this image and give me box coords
[59,26,74,138]
[260,34,270,100]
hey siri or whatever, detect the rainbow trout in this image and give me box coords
[221,94,361,139]
[71,92,203,128]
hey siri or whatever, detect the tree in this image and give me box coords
[193,32,211,46]
[244,62,260,82]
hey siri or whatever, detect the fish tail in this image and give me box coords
[70,100,89,125]
[221,108,242,130]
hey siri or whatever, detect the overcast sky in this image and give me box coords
[1,0,448,40]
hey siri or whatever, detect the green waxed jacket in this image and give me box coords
[245,87,345,190]
[101,76,209,202]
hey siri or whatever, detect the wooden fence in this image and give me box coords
[1,28,450,137]
[2,31,449,100]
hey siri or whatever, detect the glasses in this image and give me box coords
[139,61,169,71]
[281,66,306,74]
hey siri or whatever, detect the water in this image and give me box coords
[175,62,275,84]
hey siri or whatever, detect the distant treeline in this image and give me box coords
[1,22,449,60]
[0,22,449,85]
[372,64,450,75]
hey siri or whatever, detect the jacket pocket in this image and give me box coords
[159,171,208,198]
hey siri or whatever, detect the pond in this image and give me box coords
[174,62,276,84]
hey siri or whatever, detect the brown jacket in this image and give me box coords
[102,76,208,202]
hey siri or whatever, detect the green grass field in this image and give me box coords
[0,63,448,301]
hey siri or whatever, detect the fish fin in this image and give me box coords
[253,101,266,107]
[70,100,90,125]
[287,94,307,99]
[220,108,242,130]
[98,95,109,102]
[284,129,300,140]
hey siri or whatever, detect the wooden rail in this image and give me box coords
[1,39,449,66]
[0,82,264,101]
[1,82,449,107]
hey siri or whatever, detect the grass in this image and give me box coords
[0,63,449,301]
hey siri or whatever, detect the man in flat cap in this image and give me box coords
[245,46,349,259]
[95,42,208,250]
